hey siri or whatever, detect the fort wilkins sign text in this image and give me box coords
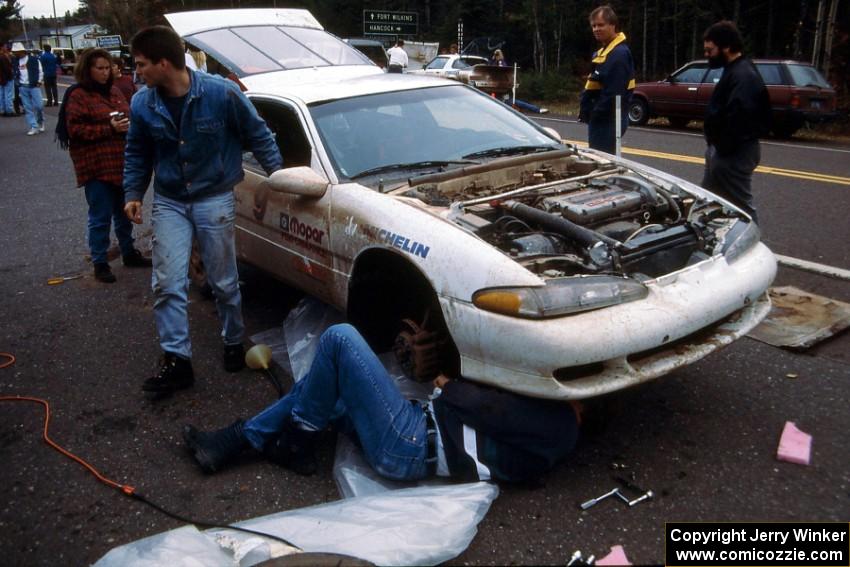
[363,10,418,36]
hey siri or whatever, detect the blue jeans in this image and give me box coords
[151,191,243,358]
[19,85,43,129]
[244,324,429,481]
[0,82,13,114]
[512,98,542,113]
[84,180,136,264]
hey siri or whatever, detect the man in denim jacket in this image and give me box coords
[123,26,283,396]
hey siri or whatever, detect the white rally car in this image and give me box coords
[170,9,776,400]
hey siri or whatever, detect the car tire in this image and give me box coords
[668,117,690,129]
[628,98,649,126]
[347,251,460,375]
[772,125,798,139]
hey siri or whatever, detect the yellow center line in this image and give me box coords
[564,139,850,186]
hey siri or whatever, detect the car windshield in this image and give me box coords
[309,85,562,181]
[786,64,831,88]
[452,57,487,69]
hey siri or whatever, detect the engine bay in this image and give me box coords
[402,151,747,280]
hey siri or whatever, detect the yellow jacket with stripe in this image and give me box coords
[579,32,635,123]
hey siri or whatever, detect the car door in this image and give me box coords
[694,67,723,118]
[422,55,451,76]
[654,63,707,117]
[235,97,337,304]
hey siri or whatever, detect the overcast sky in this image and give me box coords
[20,0,81,18]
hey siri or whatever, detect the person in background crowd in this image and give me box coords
[58,48,152,283]
[39,44,59,106]
[0,45,14,116]
[579,5,635,154]
[184,324,581,483]
[386,39,408,73]
[701,21,771,224]
[13,44,45,135]
[449,43,459,55]
[123,26,282,396]
[111,55,136,103]
[490,49,507,67]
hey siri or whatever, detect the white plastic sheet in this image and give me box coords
[97,298,500,566]
[94,483,498,567]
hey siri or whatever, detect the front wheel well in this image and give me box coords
[347,249,460,375]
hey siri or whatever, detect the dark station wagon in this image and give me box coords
[628,59,838,137]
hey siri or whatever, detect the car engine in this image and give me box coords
[404,154,744,279]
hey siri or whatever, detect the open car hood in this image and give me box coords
[164,9,323,37]
[165,9,372,78]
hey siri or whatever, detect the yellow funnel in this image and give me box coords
[245,344,273,370]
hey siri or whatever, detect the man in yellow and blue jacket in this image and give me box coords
[579,5,635,154]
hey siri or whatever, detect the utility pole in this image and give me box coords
[822,0,839,74]
[812,0,826,67]
[20,14,29,44]
[52,0,59,47]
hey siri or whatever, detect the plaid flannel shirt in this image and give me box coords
[65,86,130,187]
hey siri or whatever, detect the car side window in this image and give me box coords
[703,68,723,84]
[755,63,784,85]
[244,100,312,172]
[673,66,706,83]
[426,56,449,70]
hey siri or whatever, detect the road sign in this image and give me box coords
[363,10,418,36]
[95,35,123,48]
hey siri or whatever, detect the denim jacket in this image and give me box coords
[123,69,283,203]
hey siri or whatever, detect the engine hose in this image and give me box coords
[656,185,683,223]
[499,200,621,249]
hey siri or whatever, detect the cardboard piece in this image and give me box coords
[596,545,632,566]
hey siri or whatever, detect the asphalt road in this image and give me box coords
[0,100,848,566]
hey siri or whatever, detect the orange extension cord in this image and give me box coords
[0,352,299,549]
[0,394,137,496]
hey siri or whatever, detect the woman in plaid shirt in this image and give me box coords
[64,48,151,283]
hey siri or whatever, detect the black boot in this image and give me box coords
[263,418,319,476]
[122,249,153,267]
[94,263,116,283]
[223,343,245,372]
[183,420,248,473]
[142,353,194,394]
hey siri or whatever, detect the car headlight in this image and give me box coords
[721,220,760,263]
[472,276,648,319]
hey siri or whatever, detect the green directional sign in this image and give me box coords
[363,10,418,36]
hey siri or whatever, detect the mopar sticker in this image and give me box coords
[280,213,325,244]
[279,213,328,257]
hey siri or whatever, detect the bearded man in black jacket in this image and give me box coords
[701,21,771,224]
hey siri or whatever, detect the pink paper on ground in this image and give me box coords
[596,545,632,566]
[776,421,812,465]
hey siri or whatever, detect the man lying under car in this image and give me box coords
[183,324,581,483]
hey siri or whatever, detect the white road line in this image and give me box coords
[535,116,850,154]
[775,254,850,281]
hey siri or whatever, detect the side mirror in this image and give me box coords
[666,75,677,83]
[267,167,328,198]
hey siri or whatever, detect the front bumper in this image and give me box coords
[442,242,777,400]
